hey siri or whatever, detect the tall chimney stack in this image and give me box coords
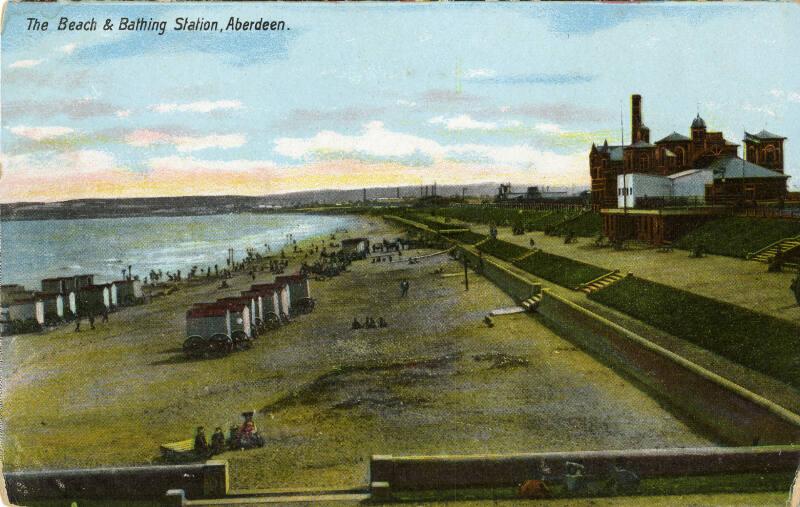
[631,94,642,144]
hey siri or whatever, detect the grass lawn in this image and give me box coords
[476,238,530,261]
[441,230,487,245]
[554,211,604,237]
[674,217,800,258]
[588,276,800,388]
[514,250,610,289]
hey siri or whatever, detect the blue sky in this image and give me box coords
[2,2,799,201]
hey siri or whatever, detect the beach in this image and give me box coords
[1,215,711,490]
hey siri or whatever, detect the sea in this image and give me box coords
[0,213,358,290]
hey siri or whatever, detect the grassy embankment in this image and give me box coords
[425,207,599,234]
[589,276,800,389]
[474,238,610,288]
[674,217,800,258]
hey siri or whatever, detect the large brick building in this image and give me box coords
[590,95,789,244]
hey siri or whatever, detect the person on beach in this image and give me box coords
[378,317,387,328]
[194,426,209,455]
[400,279,410,297]
[352,318,362,329]
[211,427,226,454]
[101,307,109,323]
[365,317,377,329]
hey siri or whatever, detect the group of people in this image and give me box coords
[193,411,261,456]
[371,252,400,263]
[351,316,388,329]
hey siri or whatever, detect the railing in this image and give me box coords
[633,196,707,209]
[451,201,589,212]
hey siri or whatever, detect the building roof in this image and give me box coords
[596,143,625,161]
[706,157,789,180]
[666,169,709,179]
[629,141,655,149]
[656,132,691,143]
[744,130,786,141]
[691,115,706,129]
[187,306,229,319]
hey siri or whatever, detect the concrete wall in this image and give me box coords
[456,246,540,303]
[536,289,800,446]
[4,460,228,503]
[370,446,800,491]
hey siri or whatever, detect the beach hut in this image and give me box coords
[252,282,290,318]
[111,279,143,307]
[248,284,282,329]
[34,292,62,325]
[1,285,34,304]
[275,273,313,313]
[184,305,233,357]
[341,238,370,258]
[5,298,37,322]
[240,290,264,322]
[41,277,72,294]
[68,291,77,316]
[77,284,110,316]
[186,305,231,339]
[74,275,95,290]
[41,275,94,295]
[215,297,254,339]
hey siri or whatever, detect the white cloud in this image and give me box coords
[115,110,131,118]
[150,100,243,114]
[429,115,498,131]
[743,104,776,117]
[2,150,123,176]
[9,59,44,69]
[534,123,566,135]
[146,156,276,173]
[59,44,77,55]
[10,125,74,141]
[464,68,496,79]
[274,121,584,178]
[396,99,417,108]
[126,129,246,152]
[768,89,800,104]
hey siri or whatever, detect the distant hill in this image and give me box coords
[0,183,587,221]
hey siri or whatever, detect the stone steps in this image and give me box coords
[749,236,800,263]
[579,271,625,294]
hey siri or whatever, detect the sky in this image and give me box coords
[2,2,800,202]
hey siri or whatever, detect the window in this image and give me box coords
[642,155,649,170]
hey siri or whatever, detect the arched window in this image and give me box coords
[642,155,650,170]
[764,145,776,164]
[675,147,686,166]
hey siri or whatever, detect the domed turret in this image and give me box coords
[691,115,706,129]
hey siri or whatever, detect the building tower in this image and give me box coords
[631,94,650,144]
[744,130,786,173]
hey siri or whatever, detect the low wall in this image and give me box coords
[457,246,539,303]
[4,460,228,503]
[370,445,800,491]
[536,289,800,446]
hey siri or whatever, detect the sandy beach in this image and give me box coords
[1,215,710,490]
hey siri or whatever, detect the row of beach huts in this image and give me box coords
[0,275,143,336]
[183,273,313,357]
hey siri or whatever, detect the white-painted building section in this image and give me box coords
[669,169,713,197]
[617,170,712,208]
[617,173,672,208]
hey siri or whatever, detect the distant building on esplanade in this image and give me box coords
[589,94,789,244]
